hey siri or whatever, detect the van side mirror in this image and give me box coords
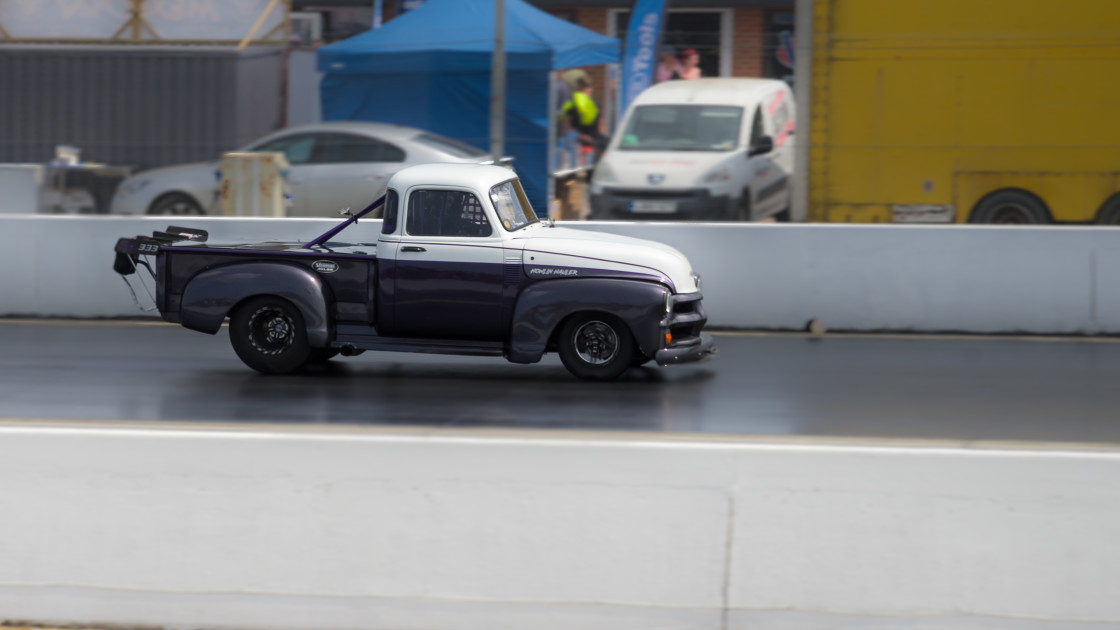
[748,135,774,157]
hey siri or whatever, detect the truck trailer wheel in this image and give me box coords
[1094,194,1120,225]
[969,189,1050,224]
[557,314,635,381]
[229,296,312,374]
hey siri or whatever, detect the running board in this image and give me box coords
[334,327,505,357]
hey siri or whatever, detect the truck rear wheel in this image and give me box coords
[969,189,1049,224]
[229,296,312,374]
[557,314,635,381]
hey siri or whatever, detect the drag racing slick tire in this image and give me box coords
[229,296,312,374]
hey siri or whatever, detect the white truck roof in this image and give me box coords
[632,78,787,107]
[387,163,517,193]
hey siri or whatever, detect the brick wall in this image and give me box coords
[733,7,766,77]
[546,5,774,82]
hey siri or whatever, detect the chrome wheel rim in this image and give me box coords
[247,306,294,356]
[573,320,618,365]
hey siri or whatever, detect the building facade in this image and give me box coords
[293,0,795,83]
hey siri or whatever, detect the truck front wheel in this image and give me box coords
[557,314,635,381]
[229,296,312,374]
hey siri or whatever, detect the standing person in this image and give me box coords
[676,48,702,79]
[561,75,608,164]
[559,68,588,106]
[655,45,678,83]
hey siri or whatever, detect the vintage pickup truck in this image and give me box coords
[113,163,714,381]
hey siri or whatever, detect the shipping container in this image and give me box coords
[0,45,284,173]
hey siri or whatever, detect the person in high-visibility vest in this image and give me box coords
[560,75,608,164]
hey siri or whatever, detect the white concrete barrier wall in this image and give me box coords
[2,215,1119,333]
[0,424,1117,630]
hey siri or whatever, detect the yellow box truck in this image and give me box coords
[793,0,1120,224]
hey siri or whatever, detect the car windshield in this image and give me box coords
[489,179,539,231]
[413,133,488,158]
[618,105,744,151]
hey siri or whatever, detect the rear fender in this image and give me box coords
[180,262,331,347]
[508,278,669,363]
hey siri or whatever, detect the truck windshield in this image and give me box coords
[490,179,540,231]
[618,105,743,152]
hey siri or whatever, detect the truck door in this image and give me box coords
[384,187,505,340]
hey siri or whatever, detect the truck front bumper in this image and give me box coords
[655,333,717,365]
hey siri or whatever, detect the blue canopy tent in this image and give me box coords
[317,0,619,213]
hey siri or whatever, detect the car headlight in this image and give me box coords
[119,178,151,196]
[701,167,731,184]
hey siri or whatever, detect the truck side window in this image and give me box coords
[406,190,492,238]
[381,189,399,234]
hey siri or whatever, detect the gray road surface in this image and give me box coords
[1,320,1118,443]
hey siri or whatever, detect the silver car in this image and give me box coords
[110,121,493,217]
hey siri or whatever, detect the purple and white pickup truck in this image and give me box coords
[113,163,714,381]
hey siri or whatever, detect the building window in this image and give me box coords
[608,9,732,79]
[763,10,796,85]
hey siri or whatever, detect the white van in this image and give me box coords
[590,78,795,221]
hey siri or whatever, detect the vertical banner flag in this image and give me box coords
[619,0,669,118]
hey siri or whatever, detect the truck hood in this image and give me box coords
[513,226,699,293]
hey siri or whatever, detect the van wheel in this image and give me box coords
[737,194,752,221]
[229,297,311,374]
[557,314,635,381]
[969,189,1049,224]
[1094,194,1120,225]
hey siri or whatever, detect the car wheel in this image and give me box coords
[229,297,312,374]
[969,189,1049,224]
[149,193,204,216]
[1094,194,1120,225]
[557,313,635,381]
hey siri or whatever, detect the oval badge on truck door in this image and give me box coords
[312,260,339,274]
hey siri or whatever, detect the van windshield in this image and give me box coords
[618,105,744,152]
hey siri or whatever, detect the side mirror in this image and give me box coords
[748,135,774,158]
